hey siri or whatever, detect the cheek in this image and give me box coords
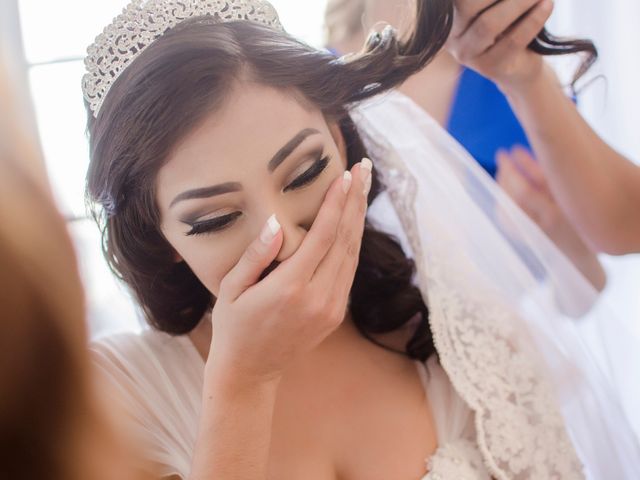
[161,155,346,295]
[297,160,344,226]
[170,235,247,297]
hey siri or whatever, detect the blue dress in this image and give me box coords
[446,67,531,178]
[446,68,543,278]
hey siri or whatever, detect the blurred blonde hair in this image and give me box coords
[324,0,416,51]
[324,0,366,48]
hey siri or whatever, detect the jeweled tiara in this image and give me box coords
[81,0,282,117]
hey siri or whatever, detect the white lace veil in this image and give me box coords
[351,91,640,479]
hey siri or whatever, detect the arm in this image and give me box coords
[185,161,370,479]
[496,146,606,291]
[448,0,640,254]
[500,64,640,255]
[189,369,280,480]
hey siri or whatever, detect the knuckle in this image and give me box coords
[244,243,264,264]
[503,34,520,51]
[309,297,327,319]
[453,42,474,63]
[456,50,471,64]
[327,304,345,327]
[532,2,551,23]
[318,227,336,251]
[282,282,303,302]
[473,16,493,41]
[218,277,232,296]
[448,42,461,58]
[455,4,474,24]
[346,240,360,259]
[337,223,352,246]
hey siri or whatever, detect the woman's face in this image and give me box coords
[156,83,348,296]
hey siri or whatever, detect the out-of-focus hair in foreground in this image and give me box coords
[0,57,143,480]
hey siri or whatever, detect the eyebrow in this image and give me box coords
[169,182,242,208]
[170,128,321,208]
[267,128,321,172]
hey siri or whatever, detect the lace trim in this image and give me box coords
[423,439,491,480]
[353,107,585,480]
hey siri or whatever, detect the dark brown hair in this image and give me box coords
[86,0,453,361]
[85,0,595,362]
[529,29,597,89]
[324,0,598,89]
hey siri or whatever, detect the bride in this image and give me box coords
[83,1,640,478]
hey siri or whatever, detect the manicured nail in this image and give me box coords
[363,174,372,196]
[342,170,352,193]
[260,214,280,245]
[361,158,373,196]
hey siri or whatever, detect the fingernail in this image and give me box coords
[260,214,280,245]
[363,174,372,196]
[342,170,352,193]
[361,158,373,196]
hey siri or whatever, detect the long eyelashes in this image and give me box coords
[185,211,243,236]
[185,154,331,237]
[283,155,330,192]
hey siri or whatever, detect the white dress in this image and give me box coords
[92,329,492,479]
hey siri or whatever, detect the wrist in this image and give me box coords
[497,61,558,101]
[192,361,280,480]
[203,360,282,402]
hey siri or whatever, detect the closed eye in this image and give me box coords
[185,211,242,237]
[184,154,330,237]
[283,154,330,192]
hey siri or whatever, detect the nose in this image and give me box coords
[254,200,308,263]
[254,192,314,263]
[273,213,307,263]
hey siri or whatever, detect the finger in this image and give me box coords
[483,0,553,59]
[497,150,548,224]
[452,0,499,36]
[509,146,551,193]
[219,214,283,301]
[312,158,370,287]
[326,228,369,326]
[328,218,366,318]
[284,168,353,282]
[324,161,372,321]
[461,0,541,55]
[496,149,533,205]
[327,252,357,327]
[506,149,560,227]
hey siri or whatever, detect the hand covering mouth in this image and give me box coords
[259,260,280,281]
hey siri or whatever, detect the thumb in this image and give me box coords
[219,214,283,301]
